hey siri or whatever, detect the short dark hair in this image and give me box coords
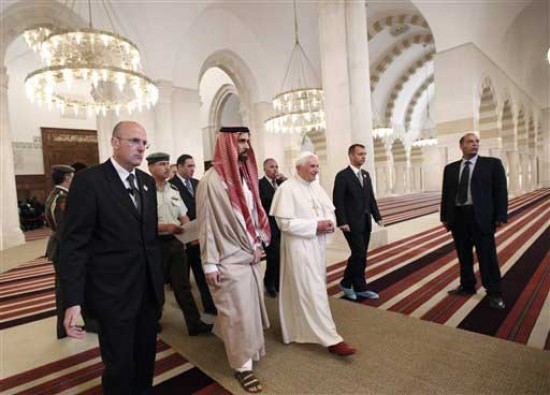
[176,154,193,166]
[52,169,70,185]
[263,158,276,168]
[348,144,365,155]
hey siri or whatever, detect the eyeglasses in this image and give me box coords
[115,137,150,149]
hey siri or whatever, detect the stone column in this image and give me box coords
[507,150,521,194]
[154,80,175,158]
[0,67,25,249]
[171,87,204,176]
[319,0,386,247]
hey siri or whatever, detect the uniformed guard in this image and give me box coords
[44,164,75,338]
[146,152,213,336]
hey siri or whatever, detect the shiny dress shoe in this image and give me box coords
[488,295,505,310]
[204,307,218,315]
[266,286,278,298]
[328,341,357,356]
[188,322,214,336]
[356,290,379,300]
[447,285,477,296]
[339,283,357,301]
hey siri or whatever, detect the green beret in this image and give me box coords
[146,152,170,164]
[51,165,75,173]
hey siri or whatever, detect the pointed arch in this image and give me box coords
[198,49,260,124]
[478,78,499,140]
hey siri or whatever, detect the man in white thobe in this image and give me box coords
[270,152,357,357]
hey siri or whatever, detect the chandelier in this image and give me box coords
[23,1,158,116]
[265,0,325,134]
[413,46,436,147]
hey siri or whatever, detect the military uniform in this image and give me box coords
[44,166,73,339]
[148,152,210,335]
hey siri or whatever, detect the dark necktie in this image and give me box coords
[127,173,141,213]
[185,178,194,196]
[457,161,471,204]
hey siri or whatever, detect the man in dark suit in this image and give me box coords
[259,158,286,297]
[441,132,507,310]
[170,154,217,315]
[59,121,164,394]
[333,144,383,301]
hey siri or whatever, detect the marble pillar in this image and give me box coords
[0,67,25,249]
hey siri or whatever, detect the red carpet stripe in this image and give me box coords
[457,226,550,337]
[327,189,550,350]
[495,249,550,343]
[391,202,548,319]
[0,341,185,393]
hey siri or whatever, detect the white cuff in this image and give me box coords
[203,263,219,274]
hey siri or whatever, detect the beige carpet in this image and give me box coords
[160,294,550,395]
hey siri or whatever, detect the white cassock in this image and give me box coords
[270,175,343,347]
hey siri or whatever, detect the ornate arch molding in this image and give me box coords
[404,75,434,131]
[516,107,528,151]
[527,115,536,151]
[477,77,499,140]
[500,98,515,149]
[410,145,423,163]
[208,84,239,131]
[368,14,430,41]
[384,52,433,123]
[370,32,433,92]
[198,49,259,126]
[374,137,389,162]
[0,1,86,59]
[391,138,407,163]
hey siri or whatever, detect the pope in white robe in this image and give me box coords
[270,152,356,356]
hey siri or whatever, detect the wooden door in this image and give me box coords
[41,127,100,193]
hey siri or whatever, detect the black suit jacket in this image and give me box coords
[440,156,508,234]
[170,176,199,220]
[333,167,382,232]
[59,160,164,320]
[259,176,281,239]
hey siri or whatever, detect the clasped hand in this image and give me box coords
[317,220,335,234]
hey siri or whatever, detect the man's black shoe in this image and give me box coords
[204,307,218,315]
[488,295,505,310]
[188,322,213,336]
[447,285,477,296]
[266,286,278,298]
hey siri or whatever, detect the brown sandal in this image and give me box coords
[234,370,263,393]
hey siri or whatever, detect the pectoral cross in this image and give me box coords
[311,200,320,216]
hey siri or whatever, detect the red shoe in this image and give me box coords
[328,341,356,356]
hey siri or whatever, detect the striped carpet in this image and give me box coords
[378,192,441,225]
[0,340,230,395]
[328,188,550,351]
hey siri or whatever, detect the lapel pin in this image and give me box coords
[143,185,148,192]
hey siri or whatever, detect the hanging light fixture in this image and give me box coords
[413,45,437,147]
[23,1,158,117]
[265,0,325,134]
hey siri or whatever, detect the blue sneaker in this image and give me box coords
[356,290,379,300]
[339,283,357,300]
